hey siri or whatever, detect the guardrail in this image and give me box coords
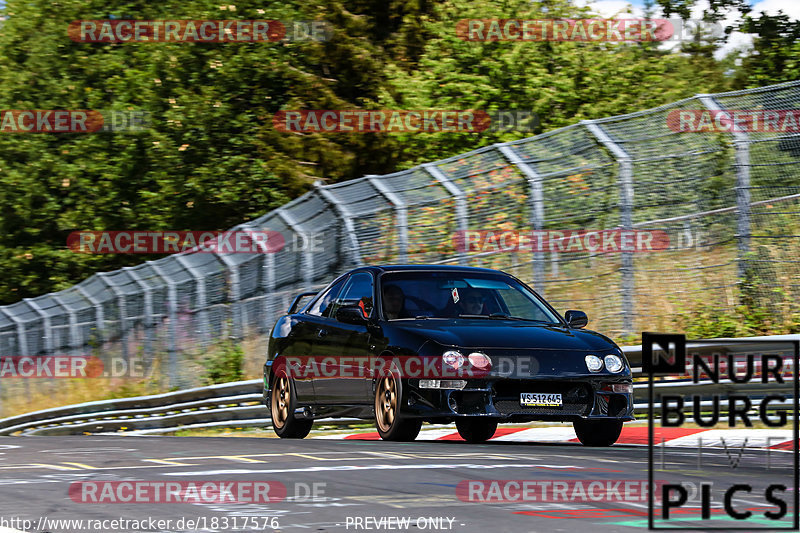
[0,380,265,436]
[1,335,796,436]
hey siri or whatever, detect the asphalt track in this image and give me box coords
[0,432,794,533]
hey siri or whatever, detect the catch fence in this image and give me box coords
[1,80,799,414]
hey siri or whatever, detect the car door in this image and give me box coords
[291,277,347,402]
[311,271,375,404]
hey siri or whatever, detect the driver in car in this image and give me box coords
[457,289,485,315]
[382,285,409,319]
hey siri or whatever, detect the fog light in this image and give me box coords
[419,379,467,389]
[448,395,458,412]
[601,383,632,393]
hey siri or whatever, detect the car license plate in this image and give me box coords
[520,393,562,407]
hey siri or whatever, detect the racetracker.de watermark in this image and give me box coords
[69,481,288,503]
[69,20,331,42]
[0,355,152,379]
[272,110,538,133]
[277,354,549,380]
[457,480,665,502]
[0,109,150,133]
[453,229,672,253]
[456,18,723,42]
[67,230,292,254]
[668,109,800,133]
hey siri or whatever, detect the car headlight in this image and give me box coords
[585,355,603,372]
[443,350,465,369]
[604,354,624,373]
[467,352,492,370]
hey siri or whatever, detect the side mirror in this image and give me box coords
[336,305,368,325]
[565,310,588,328]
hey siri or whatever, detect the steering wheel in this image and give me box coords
[403,294,438,313]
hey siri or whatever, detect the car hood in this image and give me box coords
[387,319,617,352]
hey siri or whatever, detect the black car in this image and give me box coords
[263,265,634,444]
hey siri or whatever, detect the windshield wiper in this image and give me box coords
[458,313,558,324]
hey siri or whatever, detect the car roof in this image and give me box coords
[366,264,504,274]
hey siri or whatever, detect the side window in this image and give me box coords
[306,277,346,317]
[330,272,374,320]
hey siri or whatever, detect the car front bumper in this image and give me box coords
[401,377,634,422]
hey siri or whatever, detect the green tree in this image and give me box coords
[381,0,730,167]
[0,0,423,302]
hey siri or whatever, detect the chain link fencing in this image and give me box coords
[1,80,799,416]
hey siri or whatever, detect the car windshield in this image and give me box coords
[380,271,562,323]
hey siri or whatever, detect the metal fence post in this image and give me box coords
[174,255,210,348]
[496,143,547,295]
[583,120,635,336]
[278,208,314,291]
[51,294,79,356]
[367,175,408,263]
[96,273,128,365]
[76,285,104,349]
[124,267,154,359]
[423,163,468,265]
[215,253,241,340]
[259,228,277,335]
[315,182,363,267]
[1,308,31,404]
[23,299,55,399]
[0,308,26,356]
[24,299,51,355]
[698,95,751,278]
[148,261,179,389]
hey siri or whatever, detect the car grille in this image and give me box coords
[494,400,589,416]
[493,381,592,416]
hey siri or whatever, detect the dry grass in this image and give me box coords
[1,374,162,418]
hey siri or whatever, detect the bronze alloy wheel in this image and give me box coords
[269,368,313,439]
[374,370,421,441]
[375,375,397,432]
[271,374,291,430]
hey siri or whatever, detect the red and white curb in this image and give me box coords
[315,426,796,449]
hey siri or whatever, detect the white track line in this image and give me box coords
[322,426,797,449]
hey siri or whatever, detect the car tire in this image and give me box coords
[573,418,623,446]
[270,368,313,439]
[374,372,421,441]
[455,418,498,443]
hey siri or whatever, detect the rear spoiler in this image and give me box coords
[288,291,319,314]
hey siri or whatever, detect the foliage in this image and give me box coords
[379,0,732,167]
[203,337,245,384]
[0,0,798,329]
[0,0,418,302]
